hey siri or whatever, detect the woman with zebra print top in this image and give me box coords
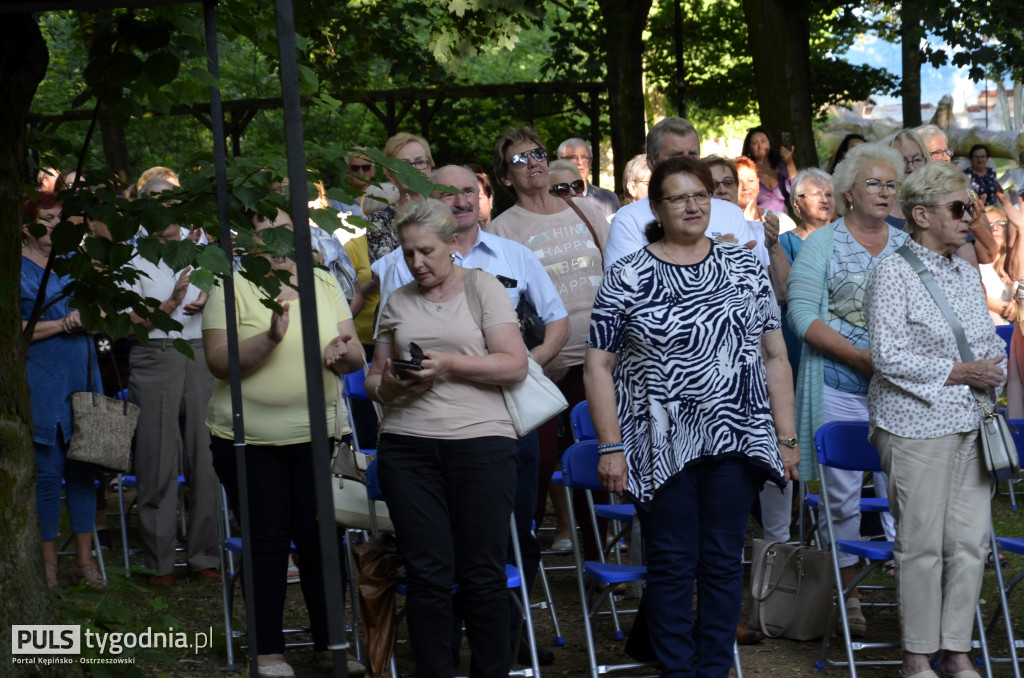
[584,155,798,677]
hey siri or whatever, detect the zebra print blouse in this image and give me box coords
[588,240,785,504]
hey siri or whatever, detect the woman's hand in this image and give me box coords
[947,357,1004,390]
[598,452,628,498]
[325,333,355,370]
[416,349,451,381]
[763,211,781,249]
[1001,302,1016,321]
[183,290,208,316]
[61,309,84,333]
[377,358,432,402]
[269,302,290,344]
[780,443,800,483]
[851,347,874,378]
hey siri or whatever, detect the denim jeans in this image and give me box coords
[36,437,96,541]
[636,456,762,678]
[378,433,517,678]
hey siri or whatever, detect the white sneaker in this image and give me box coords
[550,538,573,552]
[286,563,300,584]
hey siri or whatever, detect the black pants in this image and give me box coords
[211,437,330,655]
[378,433,517,678]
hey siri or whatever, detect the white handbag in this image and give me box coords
[463,269,568,436]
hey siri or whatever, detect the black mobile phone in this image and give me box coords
[780,132,793,149]
[392,359,424,372]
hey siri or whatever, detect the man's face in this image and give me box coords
[649,131,700,169]
[925,136,953,163]
[559,143,592,187]
[347,154,376,189]
[433,167,480,231]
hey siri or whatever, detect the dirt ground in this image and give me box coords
[98,509,1022,678]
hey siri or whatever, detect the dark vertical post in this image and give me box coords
[203,2,258,675]
[590,90,601,185]
[673,0,687,118]
[272,2,348,677]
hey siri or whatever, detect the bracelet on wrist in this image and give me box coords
[597,443,624,456]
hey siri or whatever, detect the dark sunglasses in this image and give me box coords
[940,200,977,220]
[549,180,585,197]
[349,163,373,173]
[506,147,547,168]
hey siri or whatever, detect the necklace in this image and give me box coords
[659,241,685,266]
[423,272,459,311]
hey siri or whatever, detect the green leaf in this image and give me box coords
[189,267,216,293]
[50,220,87,256]
[187,67,221,89]
[161,239,197,272]
[173,338,195,360]
[196,246,233,276]
[233,186,265,211]
[309,207,342,233]
[107,51,144,87]
[137,237,163,266]
[297,63,320,96]
[135,22,172,53]
[83,235,112,263]
[142,52,180,88]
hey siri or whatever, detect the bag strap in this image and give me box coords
[561,197,604,267]
[751,542,806,638]
[895,244,994,407]
[462,268,485,329]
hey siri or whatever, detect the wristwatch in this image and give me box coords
[778,436,799,448]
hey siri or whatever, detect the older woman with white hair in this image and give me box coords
[886,130,930,229]
[622,154,651,204]
[780,168,836,264]
[865,162,1004,678]
[787,142,907,635]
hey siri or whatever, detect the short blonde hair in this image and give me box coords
[832,142,904,216]
[899,162,969,234]
[384,132,434,168]
[394,198,456,244]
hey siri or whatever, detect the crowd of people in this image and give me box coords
[21,117,1024,678]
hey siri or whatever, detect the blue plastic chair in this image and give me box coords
[996,324,1014,356]
[570,400,598,442]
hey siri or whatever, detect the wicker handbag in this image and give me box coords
[66,342,138,472]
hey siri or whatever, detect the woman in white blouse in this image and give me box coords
[864,162,1005,678]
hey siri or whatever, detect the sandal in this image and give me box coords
[845,596,867,637]
[883,560,896,578]
[71,562,107,588]
[986,551,1006,568]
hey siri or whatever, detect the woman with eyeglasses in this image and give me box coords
[490,126,610,562]
[365,131,435,264]
[885,130,930,229]
[965,143,1004,207]
[865,162,1005,678]
[622,153,651,204]
[585,155,798,676]
[787,142,907,636]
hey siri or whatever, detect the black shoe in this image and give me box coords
[516,642,555,666]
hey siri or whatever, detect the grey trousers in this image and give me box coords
[874,428,990,653]
[129,339,219,575]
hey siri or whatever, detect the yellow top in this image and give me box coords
[204,269,352,445]
[343,234,381,346]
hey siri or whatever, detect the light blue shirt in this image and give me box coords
[604,197,767,270]
[372,225,569,328]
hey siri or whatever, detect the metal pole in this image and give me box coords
[273,2,348,676]
[203,2,260,675]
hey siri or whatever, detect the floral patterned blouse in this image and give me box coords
[366,206,399,264]
[865,238,1005,439]
[964,166,1001,206]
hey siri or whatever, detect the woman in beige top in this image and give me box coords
[364,199,527,678]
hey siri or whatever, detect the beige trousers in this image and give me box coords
[873,428,990,653]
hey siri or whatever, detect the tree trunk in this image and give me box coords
[742,0,817,168]
[0,14,79,678]
[900,0,924,128]
[78,11,133,186]
[599,0,653,195]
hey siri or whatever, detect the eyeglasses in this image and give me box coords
[711,177,737,189]
[560,154,592,164]
[506,148,547,168]
[349,163,373,173]
[797,191,834,201]
[404,157,431,170]
[991,220,1008,228]
[930,148,955,160]
[860,179,901,194]
[549,180,585,197]
[656,191,711,207]
[903,156,926,169]
[938,200,976,220]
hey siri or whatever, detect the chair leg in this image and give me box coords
[117,474,131,575]
[534,549,564,646]
[92,527,107,581]
[510,513,540,678]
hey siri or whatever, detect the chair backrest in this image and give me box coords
[996,324,1014,356]
[344,366,371,401]
[561,440,606,492]
[815,420,882,472]
[570,400,598,441]
[365,458,384,501]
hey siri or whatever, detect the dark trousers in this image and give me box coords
[211,437,330,655]
[509,430,541,643]
[378,433,517,678]
[636,457,761,678]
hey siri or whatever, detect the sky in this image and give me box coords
[841,34,1013,113]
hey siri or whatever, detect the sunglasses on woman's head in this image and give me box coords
[549,180,585,197]
[506,148,547,168]
[940,200,977,220]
